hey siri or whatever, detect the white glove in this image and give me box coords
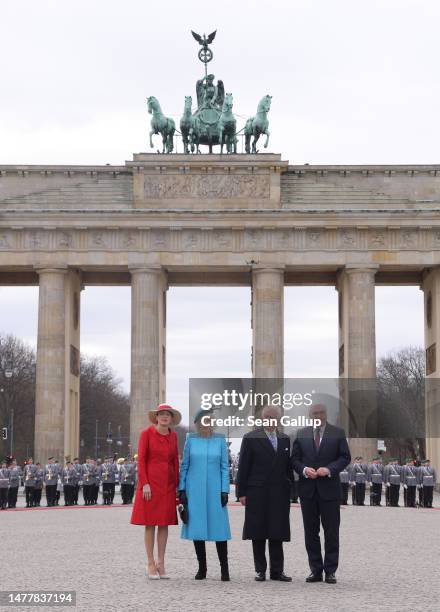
[404,484,408,489]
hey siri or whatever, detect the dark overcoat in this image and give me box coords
[236,428,291,541]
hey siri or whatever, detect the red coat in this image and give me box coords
[130,426,179,526]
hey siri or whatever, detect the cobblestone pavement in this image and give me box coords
[1,496,439,612]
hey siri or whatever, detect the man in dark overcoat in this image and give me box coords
[236,406,292,582]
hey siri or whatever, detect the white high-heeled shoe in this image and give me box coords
[156,563,170,579]
[146,563,160,579]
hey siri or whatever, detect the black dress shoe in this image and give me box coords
[306,572,323,582]
[254,572,266,582]
[270,572,292,582]
[325,572,337,584]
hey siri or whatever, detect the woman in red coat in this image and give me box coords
[131,404,181,579]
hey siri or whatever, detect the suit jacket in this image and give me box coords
[236,428,291,498]
[291,423,351,501]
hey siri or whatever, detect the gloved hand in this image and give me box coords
[221,492,228,507]
[178,490,188,505]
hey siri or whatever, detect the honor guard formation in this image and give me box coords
[338,457,436,508]
[0,455,137,509]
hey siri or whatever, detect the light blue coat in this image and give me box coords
[179,433,231,541]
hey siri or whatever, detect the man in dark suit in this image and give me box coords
[236,406,292,582]
[291,404,351,584]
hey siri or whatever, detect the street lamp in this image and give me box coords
[106,422,113,457]
[2,368,13,456]
[116,425,122,447]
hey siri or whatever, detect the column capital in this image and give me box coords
[129,265,166,277]
[342,264,379,275]
[252,265,285,276]
[34,265,68,275]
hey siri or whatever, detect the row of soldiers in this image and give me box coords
[0,456,137,510]
[339,457,437,507]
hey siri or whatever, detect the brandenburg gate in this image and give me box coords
[1,154,440,466]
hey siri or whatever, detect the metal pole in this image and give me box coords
[95,420,98,458]
[10,407,14,456]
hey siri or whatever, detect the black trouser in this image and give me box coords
[422,486,433,507]
[404,486,416,507]
[252,539,284,576]
[25,486,35,507]
[64,484,74,505]
[102,483,113,504]
[55,490,60,504]
[340,483,349,505]
[73,484,79,504]
[121,483,134,504]
[354,483,366,505]
[93,484,99,504]
[45,484,57,506]
[0,488,8,508]
[370,483,382,506]
[83,484,93,504]
[290,481,298,503]
[8,486,18,508]
[34,487,42,505]
[389,484,400,506]
[300,491,340,575]
[193,540,228,570]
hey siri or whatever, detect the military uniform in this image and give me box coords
[24,462,37,507]
[7,464,21,508]
[33,465,44,506]
[350,459,368,505]
[402,462,418,507]
[384,460,401,507]
[54,462,62,505]
[72,459,82,505]
[419,461,436,508]
[119,461,136,504]
[82,461,99,505]
[0,466,10,509]
[99,460,118,505]
[367,459,384,506]
[44,461,58,506]
[62,465,77,506]
[339,466,350,505]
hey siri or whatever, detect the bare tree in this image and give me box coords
[377,346,425,461]
[0,333,36,461]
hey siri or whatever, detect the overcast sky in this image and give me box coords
[0,1,434,429]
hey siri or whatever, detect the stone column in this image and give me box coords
[34,268,81,463]
[130,267,167,452]
[337,265,378,459]
[251,267,284,414]
[421,268,440,473]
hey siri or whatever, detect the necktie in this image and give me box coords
[314,427,321,450]
[269,432,277,451]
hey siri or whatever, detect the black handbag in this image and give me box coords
[178,503,188,524]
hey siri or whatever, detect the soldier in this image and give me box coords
[54,460,62,505]
[33,462,44,507]
[23,457,37,508]
[62,461,76,506]
[384,458,401,507]
[44,457,58,507]
[402,458,418,508]
[7,459,21,508]
[0,460,10,510]
[119,457,136,504]
[350,457,368,506]
[100,456,117,505]
[367,457,384,506]
[339,464,350,505]
[72,458,82,505]
[419,459,436,508]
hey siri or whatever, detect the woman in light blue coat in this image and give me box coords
[178,410,231,581]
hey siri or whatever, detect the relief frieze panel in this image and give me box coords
[143,174,270,199]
